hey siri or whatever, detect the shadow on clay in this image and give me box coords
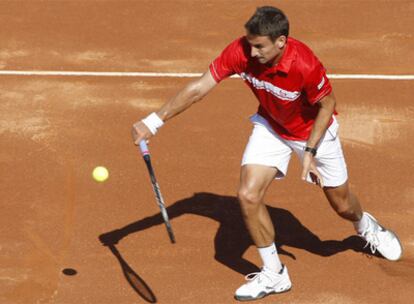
[99,243,157,303]
[99,192,380,278]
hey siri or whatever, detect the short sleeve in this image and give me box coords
[303,60,332,104]
[209,37,246,83]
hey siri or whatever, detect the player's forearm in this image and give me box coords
[306,93,336,149]
[156,80,205,122]
[132,84,202,143]
[132,71,216,144]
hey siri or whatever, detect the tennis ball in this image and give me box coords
[92,166,109,182]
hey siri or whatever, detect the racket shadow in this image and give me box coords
[102,243,157,303]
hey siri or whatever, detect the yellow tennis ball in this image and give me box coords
[92,166,109,182]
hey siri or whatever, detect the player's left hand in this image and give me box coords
[301,152,324,188]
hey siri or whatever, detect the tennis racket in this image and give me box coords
[138,140,176,244]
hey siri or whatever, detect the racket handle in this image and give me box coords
[139,140,150,157]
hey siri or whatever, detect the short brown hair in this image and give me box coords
[244,6,289,41]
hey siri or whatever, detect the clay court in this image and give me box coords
[1,1,414,303]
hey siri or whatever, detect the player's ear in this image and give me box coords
[275,35,287,49]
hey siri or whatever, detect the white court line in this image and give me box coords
[0,70,413,80]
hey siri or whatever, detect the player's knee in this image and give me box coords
[238,187,262,210]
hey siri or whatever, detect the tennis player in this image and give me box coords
[132,6,403,301]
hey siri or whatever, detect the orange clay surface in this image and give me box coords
[1,1,414,303]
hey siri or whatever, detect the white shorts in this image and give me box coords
[241,113,348,187]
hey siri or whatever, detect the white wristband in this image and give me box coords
[141,112,164,135]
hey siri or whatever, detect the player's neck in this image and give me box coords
[269,47,286,67]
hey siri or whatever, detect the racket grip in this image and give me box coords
[139,140,150,157]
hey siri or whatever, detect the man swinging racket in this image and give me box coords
[132,6,403,302]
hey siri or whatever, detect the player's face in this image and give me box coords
[246,33,287,65]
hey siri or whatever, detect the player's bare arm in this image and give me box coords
[131,70,217,145]
[307,93,336,148]
[301,93,337,187]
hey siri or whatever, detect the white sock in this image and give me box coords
[353,212,370,234]
[258,243,283,273]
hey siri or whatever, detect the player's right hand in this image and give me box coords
[131,120,152,145]
[301,152,324,188]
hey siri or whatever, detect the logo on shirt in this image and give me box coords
[240,72,301,102]
[317,76,325,90]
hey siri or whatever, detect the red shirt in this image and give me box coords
[209,36,333,140]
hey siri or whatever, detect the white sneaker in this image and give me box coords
[234,265,292,301]
[360,212,403,261]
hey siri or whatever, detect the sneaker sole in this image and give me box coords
[234,286,292,302]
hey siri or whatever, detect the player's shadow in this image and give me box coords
[99,192,376,275]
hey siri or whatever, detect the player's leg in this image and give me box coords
[238,164,278,249]
[239,114,292,269]
[323,182,402,261]
[323,181,362,222]
[295,118,402,261]
[234,114,292,301]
